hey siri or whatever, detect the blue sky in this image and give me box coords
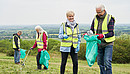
[0,0,130,25]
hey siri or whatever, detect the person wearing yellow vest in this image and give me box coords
[90,4,115,74]
[59,11,81,74]
[30,25,48,70]
[13,31,22,64]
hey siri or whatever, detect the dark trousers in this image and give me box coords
[60,46,78,74]
[36,52,47,69]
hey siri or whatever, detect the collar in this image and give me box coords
[65,22,78,28]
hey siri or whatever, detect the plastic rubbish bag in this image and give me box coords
[20,49,26,59]
[84,35,101,67]
[39,50,50,68]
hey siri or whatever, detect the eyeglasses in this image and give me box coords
[97,11,103,14]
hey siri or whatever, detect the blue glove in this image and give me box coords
[76,43,80,52]
[63,35,68,39]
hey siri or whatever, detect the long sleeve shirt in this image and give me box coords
[32,32,47,52]
[59,23,81,53]
[13,33,20,50]
[90,16,115,38]
[90,15,115,48]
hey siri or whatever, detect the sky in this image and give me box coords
[0,0,130,25]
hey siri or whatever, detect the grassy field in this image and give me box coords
[0,52,130,74]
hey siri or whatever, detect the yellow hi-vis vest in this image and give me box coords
[36,33,48,49]
[13,35,20,48]
[61,22,79,48]
[94,14,115,42]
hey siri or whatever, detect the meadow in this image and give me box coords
[0,52,130,74]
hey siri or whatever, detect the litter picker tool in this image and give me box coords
[67,30,94,36]
[21,48,31,67]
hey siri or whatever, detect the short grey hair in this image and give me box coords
[66,11,75,17]
[18,31,22,34]
[96,4,105,11]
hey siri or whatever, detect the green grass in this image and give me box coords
[0,52,130,74]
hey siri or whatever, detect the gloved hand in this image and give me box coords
[30,47,33,50]
[96,34,104,39]
[82,33,88,38]
[76,43,80,52]
[63,35,68,39]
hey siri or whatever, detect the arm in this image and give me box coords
[14,36,19,49]
[90,20,95,34]
[32,41,37,48]
[43,33,47,50]
[78,27,81,43]
[104,17,115,38]
[58,24,64,39]
[76,25,81,52]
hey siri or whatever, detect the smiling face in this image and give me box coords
[67,14,74,22]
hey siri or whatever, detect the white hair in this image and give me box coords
[35,25,48,36]
[96,4,105,11]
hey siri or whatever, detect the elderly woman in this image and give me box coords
[31,25,48,70]
[59,11,81,74]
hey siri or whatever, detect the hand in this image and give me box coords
[82,33,88,38]
[63,35,68,39]
[18,49,20,51]
[96,34,104,39]
[76,47,80,52]
[30,47,33,50]
[87,30,93,35]
[43,49,45,51]
[76,44,80,52]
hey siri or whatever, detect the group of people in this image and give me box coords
[13,4,115,74]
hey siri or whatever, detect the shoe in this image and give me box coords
[43,68,48,70]
[35,69,41,70]
[41,68,48,70]
[44,68,48,70]
[15,62,21,65]
[43,66,48,70]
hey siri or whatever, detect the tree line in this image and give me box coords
[0,34,129,64]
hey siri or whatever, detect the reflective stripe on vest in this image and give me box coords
[94,14,115,42]
[61,22,79,48]
[36,33,48,49]
[13,35,20,48]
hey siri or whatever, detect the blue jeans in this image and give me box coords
[14,50,20,63]
[97,45,113,74]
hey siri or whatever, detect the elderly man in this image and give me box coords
[13,31,22,64]
[90,4,115,74]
